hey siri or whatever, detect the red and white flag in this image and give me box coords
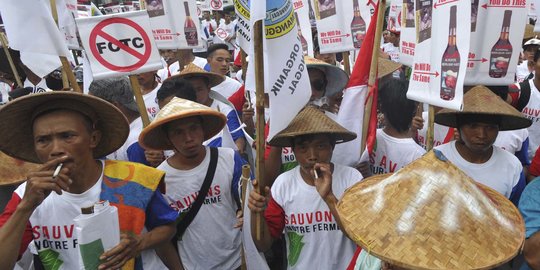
[332,3,380,167]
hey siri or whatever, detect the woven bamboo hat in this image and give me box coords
[139,97,226,150]
[305,56,349,98]
[337,150,524,270]
[378,57,402,79]
[0,151,40,186]
[268,106,356,147]
[174,63,225,88]
[0,91,129,163]
[435,85,531,131]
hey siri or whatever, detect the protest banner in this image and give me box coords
[76,11,163,79]
[387,0,402,32]
[200,0,225,10]
[400,0,416,65]
[407,0,471,111]
[464,0,528,85]
[529,1,537,21]
[234,0,251,52]
[293,0,314,56]
[57,0,81,50]
[310,0,375,53]
[146,0,203,50]
[77,1,103,18]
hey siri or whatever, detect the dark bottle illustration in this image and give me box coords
[294,12,309,55]
[440,6,460,101]
[351,0,366,48]
[489,10,512,78]
[184,1,199,46]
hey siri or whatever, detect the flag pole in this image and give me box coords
[342,51,351,76]
[241,49,247,80]
[0,33,23,87]
[49,0,82,93]
[426,105,435,150]
[240,164,251,270]
[253,20,266,241]
[129,75,151,127]
[361,0,386,150]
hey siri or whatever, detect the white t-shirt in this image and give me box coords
[494,128,529,158]
[158,147,242,270]
[522,79,540,161]
[269,165,362,270]
[212,76,242,99]
[366,129,426,175]
[107,118,145,164]
[435,141,522,198]
[516,61,532,83]
[381,43,401,78]
[143,83,161,120]
[0,81,11,104]
[416,111,455,149]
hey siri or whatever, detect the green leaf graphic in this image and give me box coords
[38,248,63,270]
[287,231,305,266]
[80,238,105,269]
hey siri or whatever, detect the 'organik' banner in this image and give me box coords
[310,0,375,53]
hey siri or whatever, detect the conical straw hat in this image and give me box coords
[139,97,227,150]
[337,150,524,270]
[378,57,402,79]
[268,106,356,147]
[435,85,531,131]
[305,56,349,97]
[523,24,537,41]
[0,151,40,186]
[173,63,225,88]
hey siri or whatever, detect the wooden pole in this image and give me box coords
[361,0,386,151]
[0,33,23,87]
[241,49,247,81]
[240,164,251,270]
[176,50,185,73]
[50,0,82,93]
[253,20,266,241]
[129,75,151,127]
[342,51,351,76]
[426,105,435,150]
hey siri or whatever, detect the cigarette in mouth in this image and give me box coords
[53,163,63,179]
[313,169,319,179]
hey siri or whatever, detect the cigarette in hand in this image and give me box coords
[53,163,63,179]
[313,169,319,179]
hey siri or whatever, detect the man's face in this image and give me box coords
[523,45,539,62]
[388,32,399,45]
[203,11,210,20]
[136,71,156,87]
[33,110,100,173]
[308,68,327,100]
[207,49,231,76]
[292,134,333,176]
[189,77,211,106]
[458,122,499,154]
[166,117,205,159]
[224,13,231,23]
[161,49,177,65]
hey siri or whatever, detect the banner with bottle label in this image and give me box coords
[309,0,375,54]
[387,0,402,32]
[146,0,203,49]
[400,0,416,65]
[406,0,471,110]
[464,0,528,85]
[234,0,251,52]
[57,0,81,50]
[293,0,314,56]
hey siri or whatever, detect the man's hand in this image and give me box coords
[411,115,424,130]
[234,209,243,229]
[312,163,334,202]
[99,232,143,270]
[248,180,270,214]
[20,156,71,212]
[145,150,165,168]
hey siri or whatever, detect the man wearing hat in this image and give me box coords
[516,38,540,83]
[248,106,363,269]
[0,92,178,269]
[434,85,531,205]
[139,97,246,269]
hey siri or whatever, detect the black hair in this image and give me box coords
[378,78,417,132]
[8,87,32,101]
[157,77,197,102]
[533,48,540,62]
[207,43,230,58]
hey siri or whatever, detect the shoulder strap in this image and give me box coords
[175,147,219,239]
[517,80,532,112]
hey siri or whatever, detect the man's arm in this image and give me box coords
[0,198,34,269]
[524,231,540,270]
[519,179,540,270]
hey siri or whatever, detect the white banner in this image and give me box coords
[234,0,251,52]
[293,0,314,56]
[407,0,471,110]
[146,0,203,49]
[201,0,225,10]
[529,1,537,22]
[465,0,529,85]
[310,0,375,53]
[58,0,81,50]
[77,1,103,18]
[388,0,402,32]
[400,0,415,65]
[76,11,163,79]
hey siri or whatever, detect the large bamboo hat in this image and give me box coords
[305,56,349,98]
[0,151,40,186]
[0,91,129,163]
[268,106,356,147]
[378,57,402,79]
[139,97,226,150]
[174,63,225,88]
[435,85,531,131]
[337,150,524,270]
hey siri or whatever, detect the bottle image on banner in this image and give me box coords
[440,6,460,101]
[294,12,309,55]
[315,0,336,19]
[184,1,199,46]
[307,0,317,27]
[351,0,366,49]
[415,0,432,43]
[489,10,512,78]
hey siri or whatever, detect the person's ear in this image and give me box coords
[89,130,102,149]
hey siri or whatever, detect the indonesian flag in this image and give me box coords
[332,3,380,167]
